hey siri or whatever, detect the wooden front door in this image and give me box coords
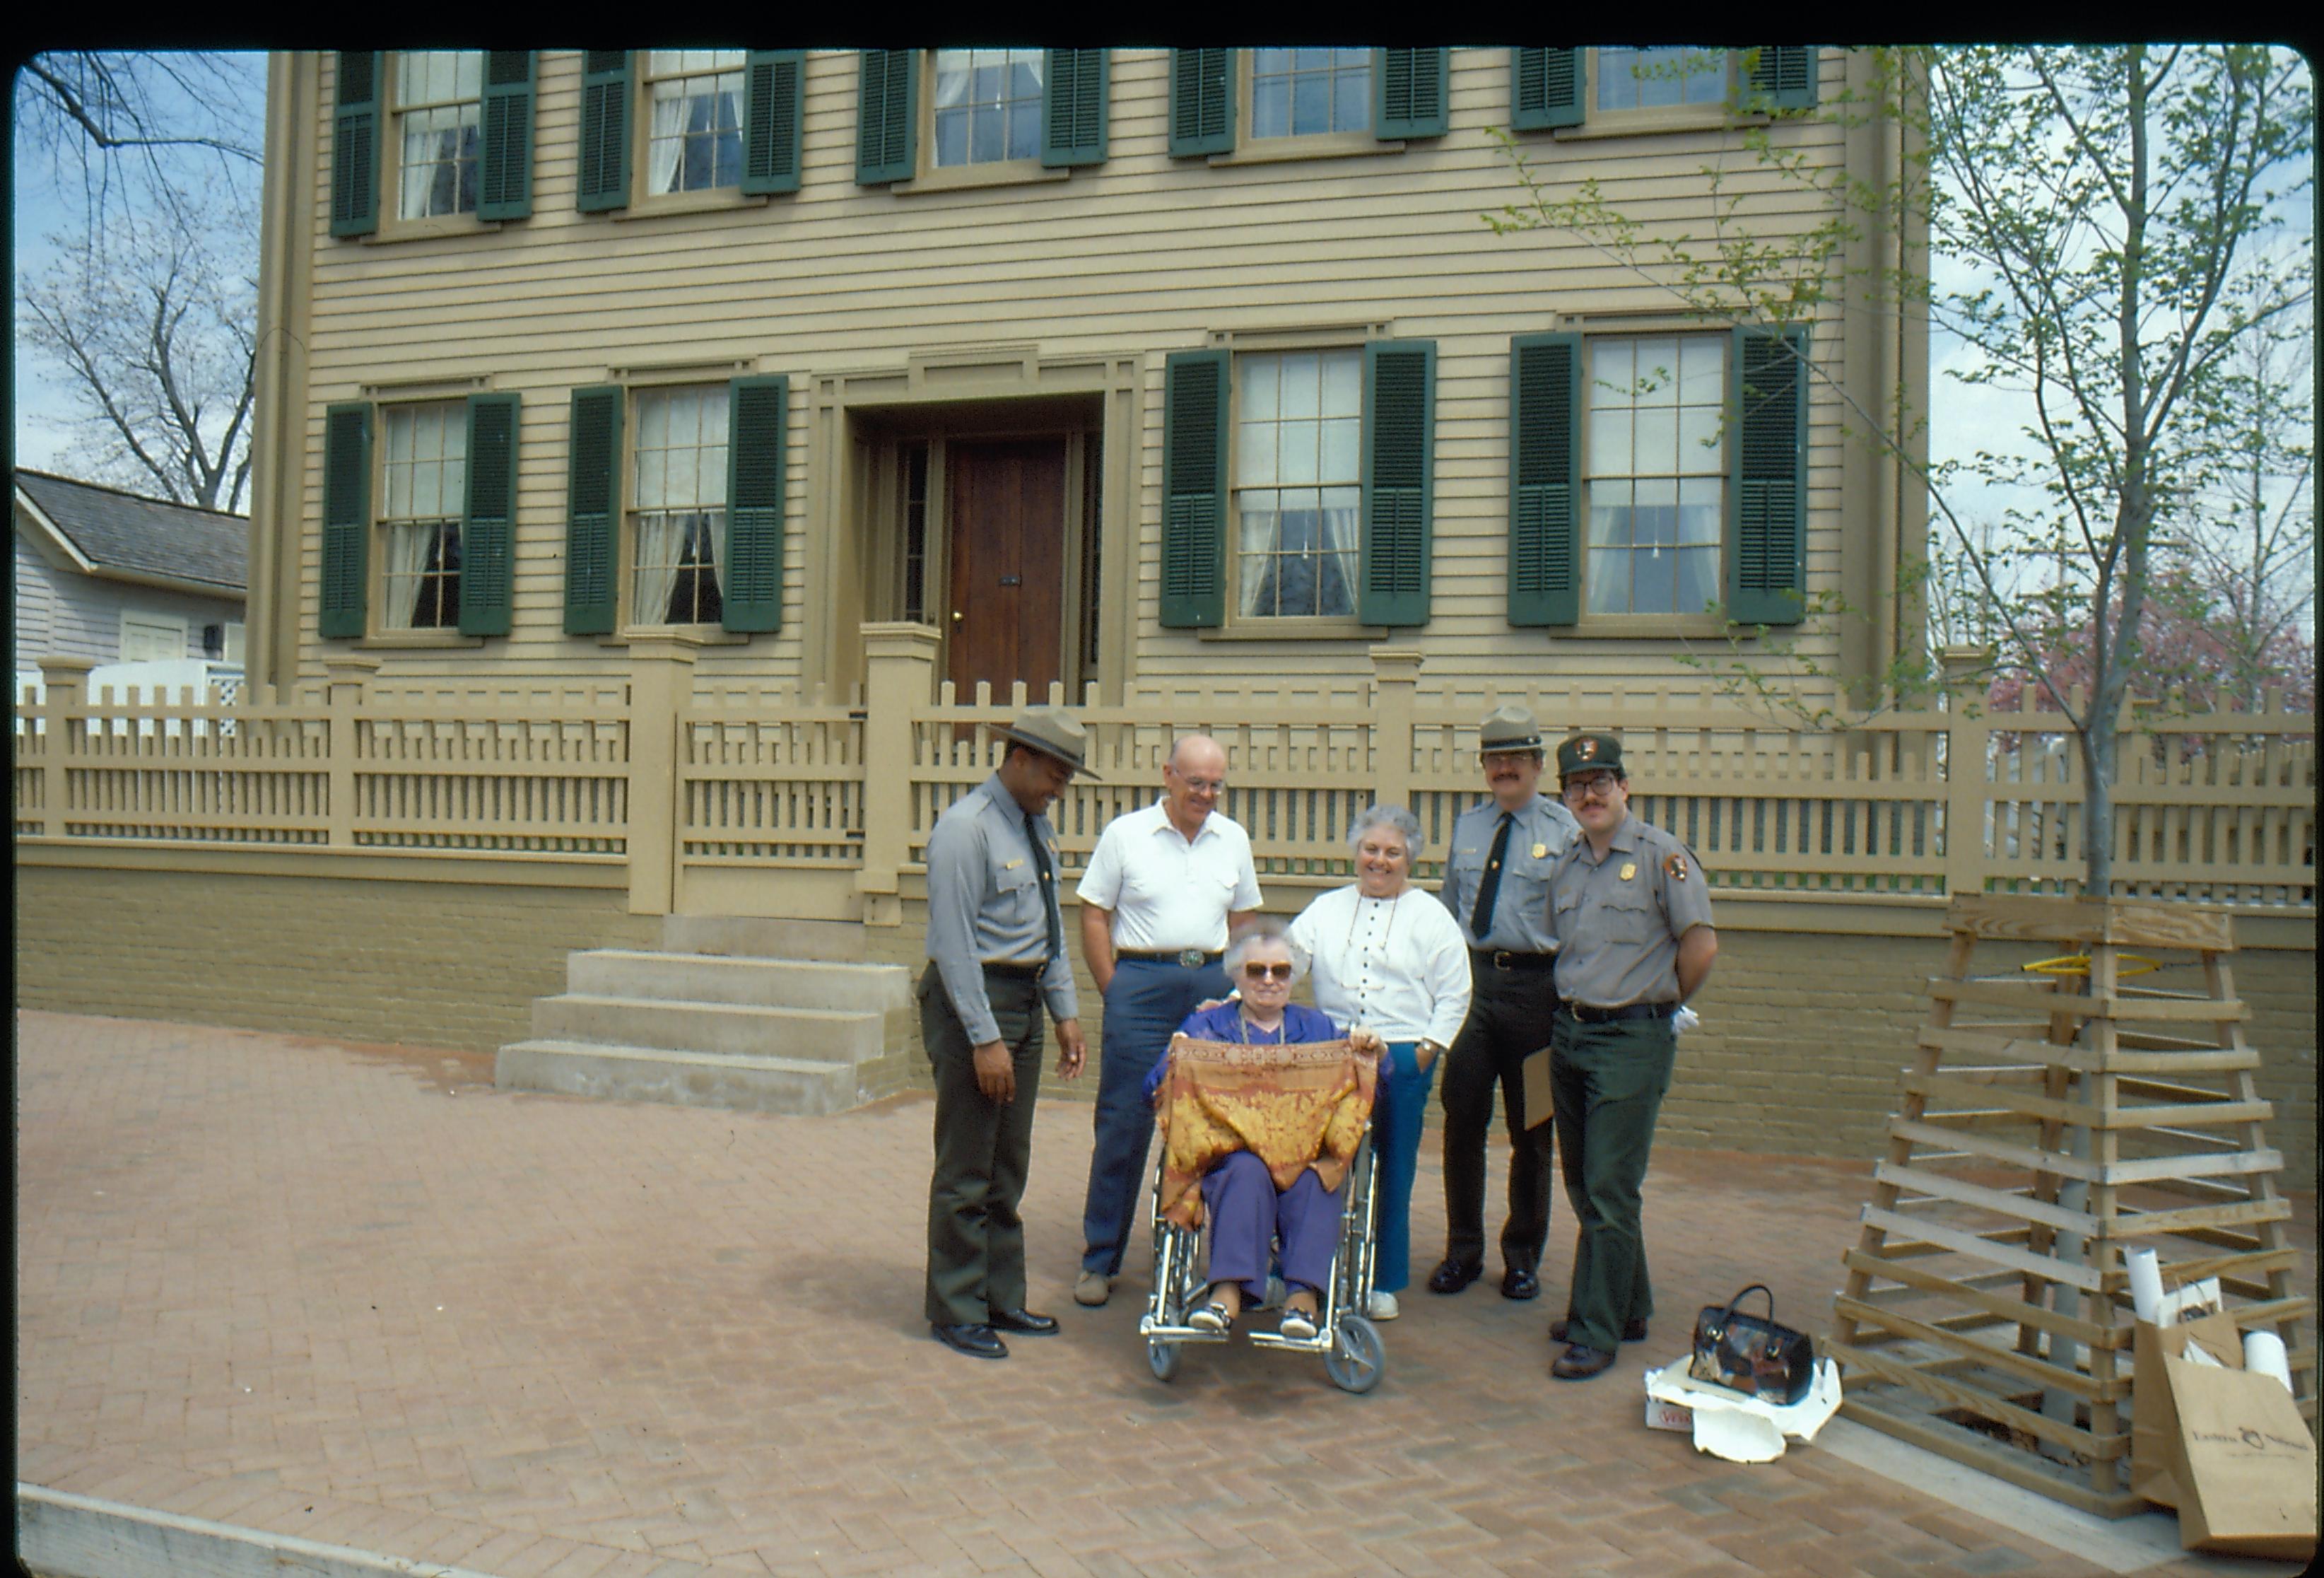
[945,438,1067,694]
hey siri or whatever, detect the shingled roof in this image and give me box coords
[14,469,247,595]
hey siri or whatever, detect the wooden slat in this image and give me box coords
[1916,1024,2253,1075]
[1826,1337,2126,1456]
[1833,1297,2120,1400]
[1836,1396,2147,1519]
[1944,894,2236,950]
[1841,1251,2119,1348]
[1926,980,2250,1022]
[1859,1206,2103,1292]
[2164,1246,2301,1285]
[1902,1072,2269,1130]
[2097,1147,2283,1186]
[2107,1196,2291,1239]
[1874,1162,2101,1237]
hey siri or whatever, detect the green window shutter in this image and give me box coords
[1040,49,1109,168]
[563,386,623,636]
[576,51,632,213]
[722,375,789,634]
[1508,332,1582,626]
[1375,48,1448,140]
[1360,340,1436,628]
[1510,47,1583,132]
[856,49,918,185]
[1729,326,1810,626]
[458,392,520,637]
[1745,47,1818,112]
[477,51,536,221]
[741,50,805,195]
[329,52,382,238]
[1168,49,1235,158]
[1160,349,1230,629]
[319,403,372,638]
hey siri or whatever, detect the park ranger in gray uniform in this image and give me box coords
[1542,732,1717,1381]
[1428,706,1578,1302]
[920,708,1091,1360]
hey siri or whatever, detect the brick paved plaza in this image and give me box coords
[13,1011,2314,1577]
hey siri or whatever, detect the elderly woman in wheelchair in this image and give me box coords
[1142,918,1384,1344]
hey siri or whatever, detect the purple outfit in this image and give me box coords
[1153,1002,1349,1303]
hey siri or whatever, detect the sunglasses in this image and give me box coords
[1240,962,1295,981]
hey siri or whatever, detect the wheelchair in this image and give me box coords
[1137,1123,1387,1394]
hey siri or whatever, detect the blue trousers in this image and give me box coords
[1371,1040,1438,1294]
[1202,1150,1341,1302]
[1080,957,1229,1277]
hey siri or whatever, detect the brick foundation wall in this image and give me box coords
[16,867,2316,1176]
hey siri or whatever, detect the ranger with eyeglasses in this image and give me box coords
[1540,732,1717,1381]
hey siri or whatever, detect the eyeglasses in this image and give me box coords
[1173,774,1225,794]
[1561,774,1621,803]
[1240,962,1294,981]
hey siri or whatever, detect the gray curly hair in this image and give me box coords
[1223,916,1310,981]
[1349,802,1424,858]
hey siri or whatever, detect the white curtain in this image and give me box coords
[648,88,688,194]
[387,521,431,628]
[633,513,683,625]
[701,508,726,602]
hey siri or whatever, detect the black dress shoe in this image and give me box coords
[1426,1257,1484,1294]
[987,1307,1059,1336]
[1551,1343,1617,1380]
[1501,1267,1541,1301]
[1549,1315,1648,1344]
[932,1322,1009,1359]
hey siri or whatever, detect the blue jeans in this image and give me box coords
[1080,957,1229,1277]
[1371,1040,1438,1294]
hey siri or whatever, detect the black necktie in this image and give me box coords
[1470,812,1513,941]
[1026,812,1064,964]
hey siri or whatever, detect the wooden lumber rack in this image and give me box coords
[1828,896,2315,1518]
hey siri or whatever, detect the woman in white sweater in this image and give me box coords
[1286,804,1473,1320]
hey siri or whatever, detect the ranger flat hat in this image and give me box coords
[997,707,1098,778]
[1555,732,1625,779]
[1479,705,1544,753]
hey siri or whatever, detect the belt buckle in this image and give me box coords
[1493,950,1515,970]
[1176,948,1204,969]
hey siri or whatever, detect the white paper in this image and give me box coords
[1643,1356,1844,1463]
[2127,1248,2166,1322]
[2243,1331,2294,1392]
[1672,1005,1701,1036]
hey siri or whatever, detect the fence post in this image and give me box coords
[36,655,99,840]
[856,622,940,928]
[1939,645,1990,900]
[626,636,698,916]
[321,656,379,851]
[1371,647,1424,812]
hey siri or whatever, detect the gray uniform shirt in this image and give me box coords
[924,773,1078,1044]
[1547,812,1716,1008]
[1438,793,1580,953]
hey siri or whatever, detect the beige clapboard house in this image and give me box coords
[245,47,1920,704]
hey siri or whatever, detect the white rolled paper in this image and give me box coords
[2243,1331,2294,1393]
[2127,1247,2166,1322]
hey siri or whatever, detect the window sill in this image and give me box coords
[892,159,1071,196]
[1557,614,1737,640]
[611,189,770,221]
[1551,107,1769,142]
[358,630,486,649]
[1198,619,1392,643]
[362,215,503,245]
[599,625,749,647]
[1209,131,1401,168]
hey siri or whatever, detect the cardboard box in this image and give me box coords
[1645,1395,1693,1432]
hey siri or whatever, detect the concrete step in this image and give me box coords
[661,914,867,962]
[569,950,910,1015]
[495,1039,858,1116]
[529,994,883,1065]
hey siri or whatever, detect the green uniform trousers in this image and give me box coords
[922,963,1047,1326]
[1548,1014,1677,1355]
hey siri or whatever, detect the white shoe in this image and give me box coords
[1366,1290,1400,1321]
[1074,1270,1111,1307]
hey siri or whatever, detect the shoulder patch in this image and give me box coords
[1663,852,1691,882]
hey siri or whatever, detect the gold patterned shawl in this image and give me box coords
[1154,1034,1377,1229]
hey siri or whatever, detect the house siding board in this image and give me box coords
[12,532,245,672]
[286,48,1858,697]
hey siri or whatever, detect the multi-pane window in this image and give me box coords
[396,52,483,219]
[1235,349,1361,619]
[1250,48,1371,139]
[1585,336,1726,616]
[631,385,727,626]
[1596,47,1727,112]
[900,443,930,623]
[932,49,1044,166]
[645,50,744,194]
[381,404,465,629]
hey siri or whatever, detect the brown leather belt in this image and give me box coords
[1564,1000,1676,1024]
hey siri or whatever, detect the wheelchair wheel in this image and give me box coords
[1324,1314,1384,1394]
[1148,1338,1181,1382]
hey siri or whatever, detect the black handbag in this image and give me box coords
[1689,1284,1816,1405]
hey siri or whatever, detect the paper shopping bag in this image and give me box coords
[2130,1310,2242,1510]
[2166,1357,2317,1560]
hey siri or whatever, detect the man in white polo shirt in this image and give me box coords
[1072,734,1261,1307]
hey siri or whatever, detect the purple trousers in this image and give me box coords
[1204,1150,1342,1302]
